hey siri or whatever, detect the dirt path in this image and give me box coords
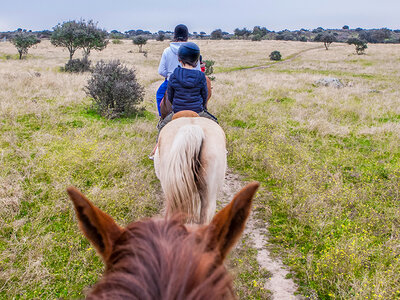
[221,170,302,300]
[220,44,345,74]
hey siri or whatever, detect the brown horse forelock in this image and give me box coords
[87,216,235,300]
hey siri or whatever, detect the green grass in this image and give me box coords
[0,101,161,298]
[0,52,39,60]
[228,234,272,299]
[214,64,263,73]
[217,80,400,299]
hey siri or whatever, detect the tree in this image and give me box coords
[51,20,108,61]
[323,34,336,50]
[11,32,40,59]
[51,20,84,60]
[234,28,251,38]
[133,36,147,52]
[110,30,125,39]
[314,33,336,50]
[199,32,206,39]
[210,29,223,40]
[252,26,268,37]
[347,38,368,55]
[79,20,108,57]
[342,25,349,30]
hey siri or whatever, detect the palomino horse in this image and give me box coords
[67,182,259,299]
[154,111,227,224]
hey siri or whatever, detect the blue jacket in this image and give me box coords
[167,66,208,113]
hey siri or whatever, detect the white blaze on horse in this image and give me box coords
[154,111,227,224]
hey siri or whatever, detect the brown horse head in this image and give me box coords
[67,182,259,299]
[172,110,199,120]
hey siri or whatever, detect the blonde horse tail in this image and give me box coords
[161,124,204,223]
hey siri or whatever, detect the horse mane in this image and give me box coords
[87,216,235,300]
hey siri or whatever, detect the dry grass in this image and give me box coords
[1,39,400,299]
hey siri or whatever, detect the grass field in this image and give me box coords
[1,39,399,299]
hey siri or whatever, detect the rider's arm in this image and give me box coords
[200,75,208,107]
[167,80,174,104]
[158,50,168,78]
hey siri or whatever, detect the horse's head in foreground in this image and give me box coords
[67,182,259,299]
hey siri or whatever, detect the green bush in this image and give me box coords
[112,39,123,44]
[156,33,165,41]
[204,60,215,80]
[269,50,282,61]
[347,38,368,55]
[251,34,262,41]
[64,56,91,73]
[86,60,144,118]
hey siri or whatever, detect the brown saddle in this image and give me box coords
[172,110,200,120]
[160,76,212,119]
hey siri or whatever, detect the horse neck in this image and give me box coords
[88,218,235,300]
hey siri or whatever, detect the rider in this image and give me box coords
[149,43,217,159]
[157,42,217,133]
[156,24,201,116]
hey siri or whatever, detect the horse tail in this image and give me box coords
[161,124,204,223]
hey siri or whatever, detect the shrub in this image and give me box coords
[210,29,223,40]
[234,28,251,39]
[251,34,262,41]
[132,36,147,53]
[112,39,123,44]
[109,30,125,39]
[11,32,40,59]
[347,38,368,55]
[204,60,215,80]
[269,50,282,61]
[298,36,308,42]
[64,56,91,73]
[156,33,165,41]
[86,60,144,118]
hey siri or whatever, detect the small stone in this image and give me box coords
[315,77,344,88]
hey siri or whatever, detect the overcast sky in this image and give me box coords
[1,0,399,33]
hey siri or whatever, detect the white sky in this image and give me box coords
[1,0,399,33]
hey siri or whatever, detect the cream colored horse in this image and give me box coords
[154,112,226,224]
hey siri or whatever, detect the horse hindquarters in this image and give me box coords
[160,124,205,223]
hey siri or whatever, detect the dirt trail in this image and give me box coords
[221,170,302,300]
[222,44,345,74]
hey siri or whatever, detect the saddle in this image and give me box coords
[172,110,200,120]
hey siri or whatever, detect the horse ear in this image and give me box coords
[67,187,123,262]
[206,182,259,261]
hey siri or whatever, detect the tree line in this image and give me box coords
[4,22,399,61]
[2,25,400,44]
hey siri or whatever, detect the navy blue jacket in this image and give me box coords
[167,66,208,113]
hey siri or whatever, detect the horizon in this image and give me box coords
[1,25,399,35]
[1,0,399,34]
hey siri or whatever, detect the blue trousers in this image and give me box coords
[156,79,168,116]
